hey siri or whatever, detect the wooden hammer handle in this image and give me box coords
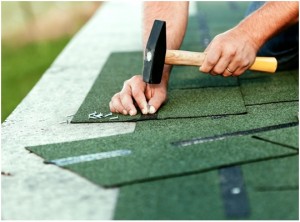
[165,50,277,73]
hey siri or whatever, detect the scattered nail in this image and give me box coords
[95,113,103,118]
[88,116,97,119]
[104,112,113,117]
[110,116,119,120]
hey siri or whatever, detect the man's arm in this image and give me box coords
[143,1,189,88]
[110,2,189,115]
[200,1,299,76]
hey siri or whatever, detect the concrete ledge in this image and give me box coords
[1,2,142,219]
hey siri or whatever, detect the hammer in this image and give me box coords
[143,20,278,84]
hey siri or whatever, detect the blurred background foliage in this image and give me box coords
[1,1,101,122]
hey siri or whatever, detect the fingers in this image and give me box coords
[200,50,251,77]
[119,87,137,116]
[147,96,165,114]
[146,84,167,114]
[109,75,148,116]
[199,29,257,77]
[131,82,148,115]
[200,42,236,77]
[200,47,221,74]
[110,93,126,114]
[227,58,250,77]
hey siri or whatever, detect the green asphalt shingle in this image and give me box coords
[114,157,298,220]
[253,125,298,149]
[114,183,298,220]
[239,71,298,105]
[243,155,298,189]
[114,171,225,220]
[27,102,298,187]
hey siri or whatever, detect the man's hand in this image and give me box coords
[200,1,298,77]
[109,75,167,115]
[200,27,258,77]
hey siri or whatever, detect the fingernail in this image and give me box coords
[149,106,156,114]
[129,110,136,116]
[142,108,148,115]
[123,110,128,115]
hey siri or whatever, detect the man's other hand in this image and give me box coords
[200,27,258,77]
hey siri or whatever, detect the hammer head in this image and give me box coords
[142,20,166,84]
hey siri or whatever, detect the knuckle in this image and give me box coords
[225,47,236,57]
[123,80,129,86]
[111,97,119,106]
[131,85,140,94]
[212,67,222,75]
[213,34,222,43]
[130,75,142,82]
[122,81,130,90]
[243,60,250,68]
[206,58,215,67]
[118,91,126,99]
[235,55,245,64]
[120,94,130,104]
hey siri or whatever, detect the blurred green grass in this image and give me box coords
[1,37,71,122]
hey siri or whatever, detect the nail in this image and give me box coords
[142,108,148,115]
[147,104,151,112]
[149,106,156,114]
[104,112,113,117]
[129,110,136,116]
[122,110,128,115]
[95,113,103,118]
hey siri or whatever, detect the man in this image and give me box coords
[109,1,298,116]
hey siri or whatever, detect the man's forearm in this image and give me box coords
[143,2,189,84]
[236,1,299,50]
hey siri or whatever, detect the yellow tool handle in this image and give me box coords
[249,57,277,73]
[165,50,277,73]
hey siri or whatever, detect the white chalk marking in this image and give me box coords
[48,149,132,166]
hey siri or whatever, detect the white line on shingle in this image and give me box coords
[49,149,132,166]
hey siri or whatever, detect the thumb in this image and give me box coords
[147,92,166,114]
